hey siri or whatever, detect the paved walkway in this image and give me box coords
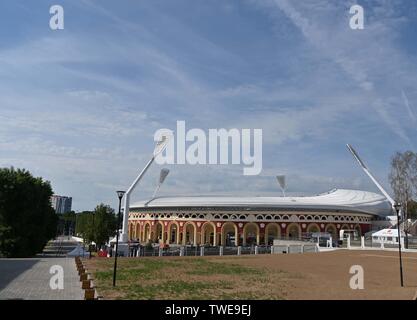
[0,258,84,300]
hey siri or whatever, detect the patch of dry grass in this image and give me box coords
[84,251,417,300]
[84,256,297,300]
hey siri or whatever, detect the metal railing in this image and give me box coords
[123,243,321,258]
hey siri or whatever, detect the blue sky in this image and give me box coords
[0,0,416,211]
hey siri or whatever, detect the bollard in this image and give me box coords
[219,246,223,256]
[361,236,365,249]
[329,236,333,248]
[347,234,351,249]
[271,246,274,254]
[380,240,384,249]
[287,245,290,254]
[82,279,92,290]
[180,247,184,257]
[237,246,241,256]
[254,246,258,255]
[301,244,304,253]
[159,248,163,257]
[315,243,319,252]
[136,247,140,257]
[84,288,95,300]
[200,246,205,256]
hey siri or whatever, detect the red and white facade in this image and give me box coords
[127,189,392,246]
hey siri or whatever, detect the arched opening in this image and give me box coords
[340,224,349,231]
[143,223,151,243]
[355,224,362,239]
[265,223,281,245]
[325,224,338,240]
[339,224,351,240]
[156,222,164,244]
[129,224,134,240]
[286,223,301,240]
[221,222,238,246]
[243,223,259,246]
[168,223,179,245]
[307,223,320,234]
[183,222,196,245]
[201,222,216,246]
[135,224,141,241]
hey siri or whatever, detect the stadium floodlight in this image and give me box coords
[120,133,173,242]
[152,168,170,198]
[346,144,404,287]
[276,175,286,197]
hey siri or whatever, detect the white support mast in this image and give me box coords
[346,144,402,221]
[346,144,395,207]
[120,134,172,242]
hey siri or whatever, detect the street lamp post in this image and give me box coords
[89,212,95,259]
[394,202,404,287]
[113,190,126,287]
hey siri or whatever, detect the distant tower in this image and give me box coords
[51,195,72,213]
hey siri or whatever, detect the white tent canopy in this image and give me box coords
[67,244,89,257]
[372,229,409,238]
[371,228,412,245]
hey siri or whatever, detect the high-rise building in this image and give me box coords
[51,195,72,214]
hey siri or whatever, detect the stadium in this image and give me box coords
[127,188,393,246]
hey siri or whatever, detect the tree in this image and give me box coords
[91,204,117,249]
[57,211,76,236]
[389,151,417,218]
[0,167,58,257]
[389,151,417,244]
[407,200,417,220]
[74,205,117,250]
[75,211,92,240]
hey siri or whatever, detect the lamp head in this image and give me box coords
[393,202,402,211]
[159,168,170,184]
[116,190,126,200]
[276,175,286,190]
[153,131,173,157]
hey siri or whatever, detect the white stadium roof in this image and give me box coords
[130,189,393,216]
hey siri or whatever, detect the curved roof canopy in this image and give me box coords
[130,189,393,216]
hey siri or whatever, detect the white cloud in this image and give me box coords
[267,0,416,145]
